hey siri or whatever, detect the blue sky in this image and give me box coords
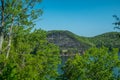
[36,0,120,37]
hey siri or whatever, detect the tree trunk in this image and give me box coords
[6,35,11,59]
[6,17,14,59]
[0,32,4,53]
[6,30,12,59]
[0,0,4,53]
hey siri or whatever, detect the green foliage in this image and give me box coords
[0,28,60,80]
[0,0,43,53]
[0,0,60,80]
[0,0,43,43]
[61,47,120,80]
[113,15,120,30]
[89,32,120,48]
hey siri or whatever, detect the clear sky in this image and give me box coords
[36,0,120,37]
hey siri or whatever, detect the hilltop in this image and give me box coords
[89,32,120,48]
[47,30,120,54]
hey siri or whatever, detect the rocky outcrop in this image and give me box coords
[47,30,91,55]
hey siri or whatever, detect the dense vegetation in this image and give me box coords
[0,28,60,79]
[0,0,120,80]
[47,30,120,80]
[0,0,60,80]
[89,32,120,48]
[61,47,120,80]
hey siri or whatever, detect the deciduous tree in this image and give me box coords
[0,0,61,79]
[0,0,43,58]
[62,47,120,80]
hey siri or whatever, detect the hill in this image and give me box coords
[89,32,120,48]
[47,30,120,54]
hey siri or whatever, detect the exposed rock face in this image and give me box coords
[47,30,120,56]
[47,30,91,54]
[47,30,120,55]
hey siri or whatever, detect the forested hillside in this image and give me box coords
[89,32,120,48]
[47,30,120,54]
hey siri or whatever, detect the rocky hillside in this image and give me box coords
[47,30,93,54]
[47,30,120,54]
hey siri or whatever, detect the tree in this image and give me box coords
[0,0,61,79]
[113,15,120,30]
[61,47,120,80]
[0,0,43,58]
[0,28,60,80]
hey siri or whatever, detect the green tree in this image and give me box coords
[61,47,120,80]
[113,15,120,30]
[0,0,43,58]
[0,28,60,80]
[0,0,61,79]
